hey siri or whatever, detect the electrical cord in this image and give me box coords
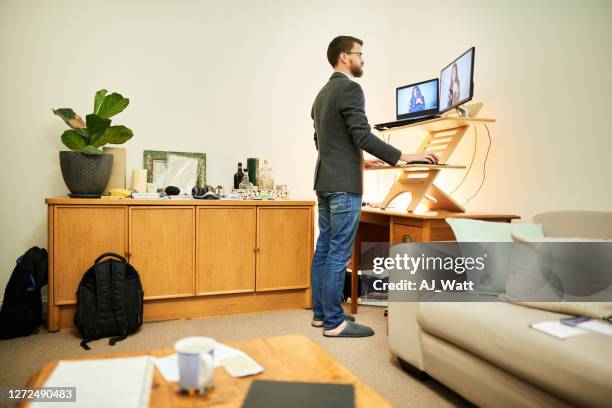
[447,107,476,195]
[448,126,477,195]
[463,123,491,206]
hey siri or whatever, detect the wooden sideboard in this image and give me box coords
[45,198,315,331]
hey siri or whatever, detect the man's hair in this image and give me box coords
[327,36,363,67]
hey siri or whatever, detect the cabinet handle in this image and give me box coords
[254,248,260,253]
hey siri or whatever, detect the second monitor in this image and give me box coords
[439,47,475,113]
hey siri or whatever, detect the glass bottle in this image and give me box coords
[233,162,243,189]
[260,160,274,190]
[239,169,253,190]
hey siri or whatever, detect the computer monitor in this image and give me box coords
[396,78,439,120]
[439,47,475,113]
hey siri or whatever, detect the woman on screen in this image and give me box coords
[447,63,460,108]
[409,85,425,112]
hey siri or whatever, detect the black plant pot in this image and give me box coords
[59,151,113,196]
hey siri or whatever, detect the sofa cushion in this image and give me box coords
[417,302,612,406]
[509,232,612,302]
[503,300,612,321]
[445,218,544,242]
[533,211,612,240]
[444,219,544,294]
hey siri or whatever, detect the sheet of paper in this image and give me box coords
[530,320,588,339]
[31,356,153,408]
[576,320,612,337]
[153,353,179,382]
[214,343,248,366]
[164,154,198,193]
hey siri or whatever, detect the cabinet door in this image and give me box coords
[257,207,312,291]
[197,207,256,295]
[54,206,127,304]
[129,207,194,299]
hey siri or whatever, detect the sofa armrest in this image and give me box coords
[388,302,424,370]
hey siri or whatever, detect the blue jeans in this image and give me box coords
[311,191,362,330]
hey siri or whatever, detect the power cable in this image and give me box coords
[463,123,491,206]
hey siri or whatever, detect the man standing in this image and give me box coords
[311,36,437,337]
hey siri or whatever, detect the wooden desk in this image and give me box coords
[23,335,392,408]
[349,207,520,313]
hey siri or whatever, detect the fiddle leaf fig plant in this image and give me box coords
[53,90,133,155]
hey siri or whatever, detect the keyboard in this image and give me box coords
[374,114,440,131]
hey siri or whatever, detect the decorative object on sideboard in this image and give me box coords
[131,169,147,193]
[102,147,126,194]
[247,158,260,186]
[165,186,180,196]
[143,150,206,190]
[239,169,254,190]
[231,189,289,200]
[233,162,244,189]
[53,90,133,197]
[260,160,274,190]
[213,185,224,196]
[165,154,199,195]
[192,185,214,198]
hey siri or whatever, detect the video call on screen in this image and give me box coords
[440,48,473,110]
[397,80,438,116]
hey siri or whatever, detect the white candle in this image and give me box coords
[131,169,147,193]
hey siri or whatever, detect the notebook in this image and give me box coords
[31,356,154,408]
[242,380,354,408]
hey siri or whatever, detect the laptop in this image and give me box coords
[374,78,440,131]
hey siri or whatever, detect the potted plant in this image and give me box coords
[53,89,133,197]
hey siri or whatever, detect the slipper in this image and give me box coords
[311,314,355,327]
[323,321,375,338]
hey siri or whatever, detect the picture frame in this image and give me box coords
[143,150,206,189]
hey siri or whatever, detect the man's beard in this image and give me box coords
[350,62,363,78]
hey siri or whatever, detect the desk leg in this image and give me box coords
[351,227,361,314]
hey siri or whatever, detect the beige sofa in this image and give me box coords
[388,211,612,407]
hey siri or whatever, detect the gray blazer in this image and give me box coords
[312,72,401,194]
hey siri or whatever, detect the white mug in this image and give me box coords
[174,336,216,393]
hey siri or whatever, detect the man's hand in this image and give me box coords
[364,158,388,168]
[399,153,439,164]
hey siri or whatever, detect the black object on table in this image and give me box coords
[242,380,354,408]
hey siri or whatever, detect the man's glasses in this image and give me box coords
[345,52,363,57]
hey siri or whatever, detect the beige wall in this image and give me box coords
[1,0,611,295]
[372,0,612,219]
[0,0,394,294]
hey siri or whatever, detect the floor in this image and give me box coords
[0,306,472,408]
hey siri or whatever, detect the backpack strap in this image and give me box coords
[93,263,113,339]
[77,266,110,350]
[108,261,129,346]
[95,253,128,264]
[80,339,92,350]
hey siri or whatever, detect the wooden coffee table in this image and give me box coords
[23,335,392,407]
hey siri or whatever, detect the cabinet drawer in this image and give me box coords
[392,224,423,243]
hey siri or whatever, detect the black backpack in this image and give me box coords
[74,253,144,350]
[0,247,48,339]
